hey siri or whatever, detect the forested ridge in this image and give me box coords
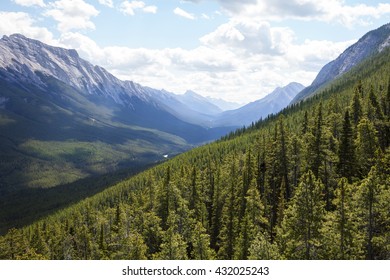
[0,48,389,260]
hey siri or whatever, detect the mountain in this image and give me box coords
[176,90,222,115]
[212,82,305,127]
[291,22,390,103]
[146,88,224,127]
[204,96,242,111]
[2,34,389,258]
[0,34,233,191]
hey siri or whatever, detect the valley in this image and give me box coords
[0,22,390,260]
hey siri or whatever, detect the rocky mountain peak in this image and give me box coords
[291,22,390,104]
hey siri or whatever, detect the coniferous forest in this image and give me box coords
[0,47,389,260]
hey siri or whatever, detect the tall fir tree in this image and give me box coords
[337,110,355,181]
[154,212,188,260]
[234,180,267,260]
[355,162,390,259]
[351,84,363,127]
[355,118,379,176]
[320,178,364,259]
[277,171,325,259]
[217,158,239,259]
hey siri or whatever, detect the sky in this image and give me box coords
[0,0,390,104]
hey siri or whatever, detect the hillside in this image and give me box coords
[0,34,304,234]
[0,34,236,192]
[292,23,390,103]
[1,43,389,259]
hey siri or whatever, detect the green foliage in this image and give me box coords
[1,45,390,260]
[277,171,325,259]
[337,111,355,181]
[320,178,364,259]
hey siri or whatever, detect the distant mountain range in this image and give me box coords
[212,82,305,127]
[0,34,299,191]
[292,22,390,103]
[204,96,242,111]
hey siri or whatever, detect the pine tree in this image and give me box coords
[154,212,188,260]
[368,85,384,121]
[141,212,163,258]
[210,167,223,251]
[305,103,326,178]
[277,171,325,259]
[248,232,280,260]
[277,117,290,199]
[355,118,379,176]
[302,111,309,135]
[351,85,363,126]
[320,178,364,259]
[157,166,172,229]
[217,158,239,259]
[355,163,390,259]
[189,167,198,211]
[191,222,216,259]
[289,135,301,189]
[234,180,267,260]
[121,232,148,260]
[1,228,37,260]
[382,77,390,148]
[337,110,355,181]
[30,224,50,259]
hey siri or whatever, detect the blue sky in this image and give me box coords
[1,0,390,103]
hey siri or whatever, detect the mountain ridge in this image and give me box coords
[212,82,305,127]
[291,22,390,104]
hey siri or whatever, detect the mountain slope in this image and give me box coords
[143,87,223,128]
[1,38,389,259]
[0,34,235,192]
[213,82,305,127]
[176,90,222,115]
[291,22,390,103]
[205,96,242,111]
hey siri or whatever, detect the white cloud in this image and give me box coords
[0,11,53,43]
[54,26,356,104]
[173,7,196,20]
[201,13,210,20]
[44,0,99,32]
[188,0,390,27]
[98,0,113,8]
[143,5,158,14]
[57,32,104,61]
[2,0,376,103]
[13,0,46,7]
[200,19,294,56]
[120,1,158,16]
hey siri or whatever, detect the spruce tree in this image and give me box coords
[217,158,239,259]
[248,232,280,260]
[154,212,188,260]
[337,110,355,181]
[355,118,379,176]
[351,85,363,126]
[355,163,390,259]
[234,180,267,260]
[320,178,364,259]
[277,171,325,259]
[191,222,216,259]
